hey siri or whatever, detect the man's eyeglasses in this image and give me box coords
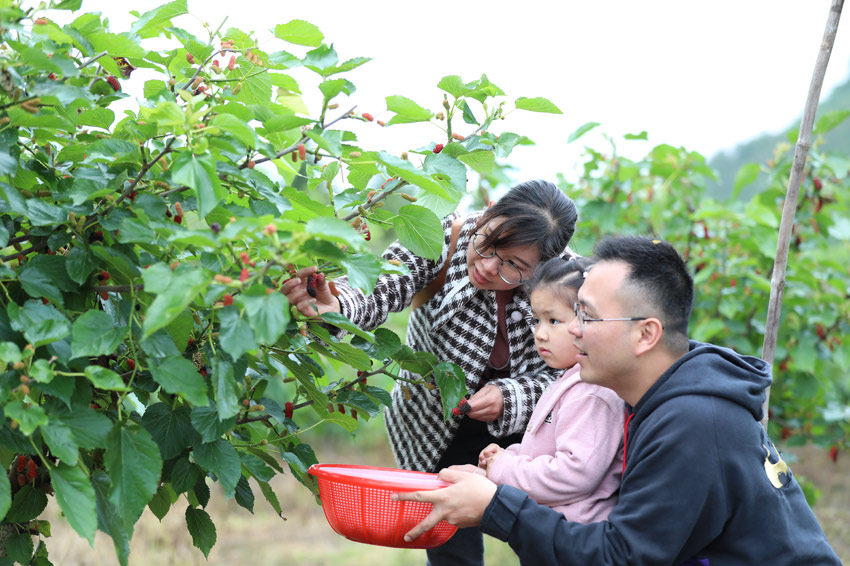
[472,233,528,285]
[573,303,647,327]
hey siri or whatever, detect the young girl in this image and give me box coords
[477,256,625,523]
[281,180,578,566]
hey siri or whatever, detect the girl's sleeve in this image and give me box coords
[486,387,624,506]
[332,214,457,331]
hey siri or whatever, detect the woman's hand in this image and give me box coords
[279,266,341,318]
[466,384,505,422]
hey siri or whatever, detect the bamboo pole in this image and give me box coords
[761,0,844,429]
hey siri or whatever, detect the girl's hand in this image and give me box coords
[466,385,504,422]
[478,443,502,468]
[280,266,341,318]
[480,447,505,474]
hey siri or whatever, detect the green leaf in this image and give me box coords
[65,246,98,285]
[150,356,209,406]
[0,342,22,364]
[84,365,130,392]
[52,462,97,545]
[131,0,188,39]
[319,312,374,342]
[6,531,34,565]
[71,310,127,359]
[190,406,237,444]
[140,403,199,461]
[341,253,384,293]
[257,481,282,516]
[142,266,210,339]
[234,476,254,512]
[434,362,468,420]
[171,458,200,494]
[241,286,290,345]
[351,327,403,360]
[49,402,113,450]
[377,151,457,201]
[624,131,649,140]
[240,452,275,483]
[217,307,257,361]
[117,216,157,244]
[274,19,323,47]
[460,100,478,125]
[210,359,241,421]
[193,439,241,499]
[42,419,79,465]
[567,121,600,143]
[386,95,432,125]
[4,401,47,435]
[457,150,495,175]
[437,75,467,98]
[147,482,174,522]
[5,485,48,523]
[171,152,226,218]
[92,469,132,566]
[515,96,562,114]
[76,107,115,130]
[8,301,70,348]
[393,205,444,261]
[209,113,257,148]
[733,163,761,197]
[0,466,9,521]
[30,359,54,383]
[185,506,217,558]
[105,423,163,528]
[814,109,850,135]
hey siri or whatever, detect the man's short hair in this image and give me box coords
[593,235,693,351]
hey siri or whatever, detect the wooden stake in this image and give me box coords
[761,0,844,429]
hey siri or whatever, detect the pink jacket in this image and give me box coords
[486,364,625,523]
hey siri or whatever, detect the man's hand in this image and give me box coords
[279,266,341,318]
[467,384,504,422]
[391,468,498,542]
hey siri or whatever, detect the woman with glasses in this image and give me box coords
[282,180,577,566]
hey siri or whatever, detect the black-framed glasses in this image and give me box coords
[573,302,647,327]
[472,233,527,285]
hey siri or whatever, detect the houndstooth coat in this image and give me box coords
[333,211,562,472]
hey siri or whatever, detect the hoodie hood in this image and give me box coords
[631,340,772,424]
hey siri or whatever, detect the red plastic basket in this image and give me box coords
[308,463,458,549]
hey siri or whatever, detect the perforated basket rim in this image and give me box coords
[308,463,451,492]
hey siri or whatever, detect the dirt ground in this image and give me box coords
[42,437,849,566]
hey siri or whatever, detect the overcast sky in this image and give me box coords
[45,1,850,185]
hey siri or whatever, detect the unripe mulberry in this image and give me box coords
[26,458,37,480]
[298,143,307,161]
[223,294,234,306]
[186,53,195,64]
[362,112,374,122]
[284,401,293,420]
[433,143,443,154]
[328,281,339,297]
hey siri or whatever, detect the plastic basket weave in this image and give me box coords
[308,463,458,549]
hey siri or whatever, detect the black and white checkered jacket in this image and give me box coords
[334,211,562,472]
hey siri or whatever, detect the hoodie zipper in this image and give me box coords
[623,409,635,473]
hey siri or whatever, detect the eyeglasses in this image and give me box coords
[573,302,648,327]
[472,233,528,285]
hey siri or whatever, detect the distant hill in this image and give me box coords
[708,66,850,200]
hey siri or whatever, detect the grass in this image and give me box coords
[42,417,849,565]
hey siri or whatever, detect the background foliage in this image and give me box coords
[0,1,847,565]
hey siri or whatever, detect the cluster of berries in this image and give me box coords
[451,398,472,417]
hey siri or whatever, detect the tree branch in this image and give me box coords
[761,0,844,429]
